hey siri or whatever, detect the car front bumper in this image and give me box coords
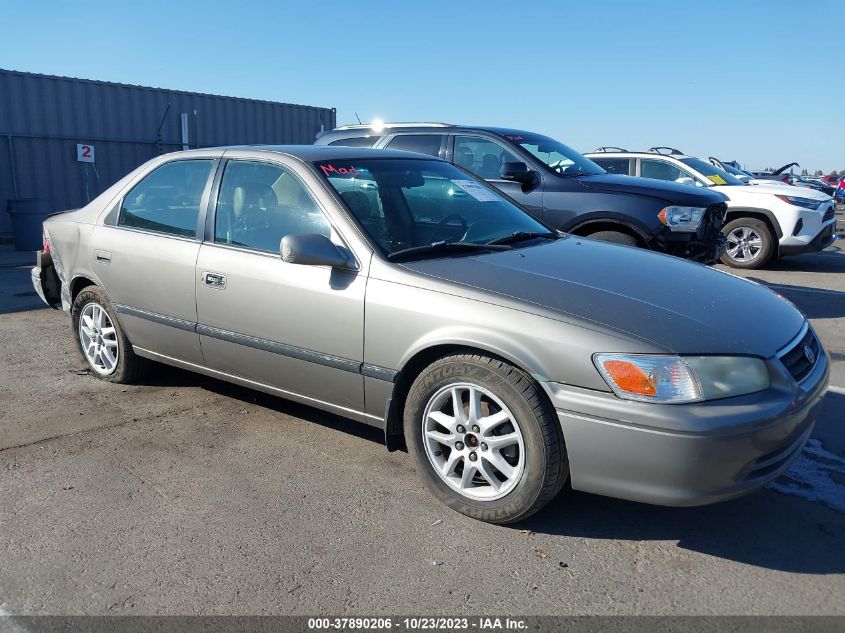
[778,202,837,256]
[779,221,836,256]
[651,203,726,264]
[544,344,829,507]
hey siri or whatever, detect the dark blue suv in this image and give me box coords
[315,124,727,262]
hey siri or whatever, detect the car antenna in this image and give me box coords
[354,112,362,124]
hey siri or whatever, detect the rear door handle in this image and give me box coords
[95,250,111,264]
[203,272,226,289]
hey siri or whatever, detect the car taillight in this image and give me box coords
[42,234,51,254]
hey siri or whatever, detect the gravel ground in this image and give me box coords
[0,214,843,616]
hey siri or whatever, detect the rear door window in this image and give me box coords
[386,134,444,158]
[118,159,213,237]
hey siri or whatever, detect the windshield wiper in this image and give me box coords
[485,231,558,246]
[387,241,511,262]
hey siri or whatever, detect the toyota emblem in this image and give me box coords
[803,345,815,365]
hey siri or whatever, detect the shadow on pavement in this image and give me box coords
[135,362,385,446]
[747,278,845,319]
[126,332,845,576]
[520,485,844,574]
[757,247,845,273]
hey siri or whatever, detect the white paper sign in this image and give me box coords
[76,144,95,163]
[452,179,500,202]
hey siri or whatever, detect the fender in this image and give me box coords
[723,206,783,239]
[396,325,555,384]
[565,214,656,243]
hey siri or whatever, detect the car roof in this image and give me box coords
[585,150,694,159]
[218,144,444,162]
[327,124,543,138]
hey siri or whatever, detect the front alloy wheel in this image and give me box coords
[422,383,525,501]
[719,217,774,269]
[405,353,568,524]
[726,226,763,263]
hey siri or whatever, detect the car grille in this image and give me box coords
[778,326,820,383]
[823,205,835,222]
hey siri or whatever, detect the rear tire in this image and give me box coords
[720,217,774,269]
[587,230,640,247]
[71,286,148,383]
[404,353,568,524]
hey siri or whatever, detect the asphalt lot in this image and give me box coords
[1,210,844,616]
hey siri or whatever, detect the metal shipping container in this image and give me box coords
[0,68,336,236]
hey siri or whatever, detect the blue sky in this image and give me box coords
[2,0,842,172]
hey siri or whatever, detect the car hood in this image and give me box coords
[574,173,726,206]
[402,237,804,356]
[714,182,831,200]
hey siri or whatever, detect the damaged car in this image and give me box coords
[316,124,728,263]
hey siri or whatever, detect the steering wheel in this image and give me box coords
[429,213,468,244]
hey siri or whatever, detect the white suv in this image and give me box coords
[585,147,836,269]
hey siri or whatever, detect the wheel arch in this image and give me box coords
[723,207,783,240]
[383,341,553,452]
[69,275,99,302]
[567,218,650,245]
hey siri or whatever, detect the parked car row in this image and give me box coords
[32,139,830,524]
[585,147,836,269]
[316,125,837,270]
[714,159,842,198]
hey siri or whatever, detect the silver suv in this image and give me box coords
[33,146,829,523]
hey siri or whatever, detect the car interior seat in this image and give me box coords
[229,182,288,251]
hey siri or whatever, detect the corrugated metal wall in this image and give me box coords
[0,69,336,234]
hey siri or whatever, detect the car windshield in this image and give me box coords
[716,162,753,179]
[680,157,745,186]
[507,133,606,176]
[316,158,553,258]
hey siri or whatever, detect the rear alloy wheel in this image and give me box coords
[71,286,148,383]
[405,353,568,524]
[720,218,773,269]
[78,302,119,375]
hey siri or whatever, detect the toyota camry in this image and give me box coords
[32,146,829,524]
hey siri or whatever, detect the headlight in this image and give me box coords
[657,206,705,232]
[593,354,770,403]
[775,194,822,210]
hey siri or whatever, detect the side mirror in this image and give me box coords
[280,234,351,268]
[500,162,536,185]
[675,176,697,187]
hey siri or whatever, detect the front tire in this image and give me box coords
[71,286,148,383]
[720,217,774,269]
[586,230,640,247]
[404,353,568,524]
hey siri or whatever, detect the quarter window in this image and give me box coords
[453,136,523,180]
[328,136,379,147]
[118,160,213,237]
[592,158,632,175]
[386,134,443,157]
[214,160,331,253]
